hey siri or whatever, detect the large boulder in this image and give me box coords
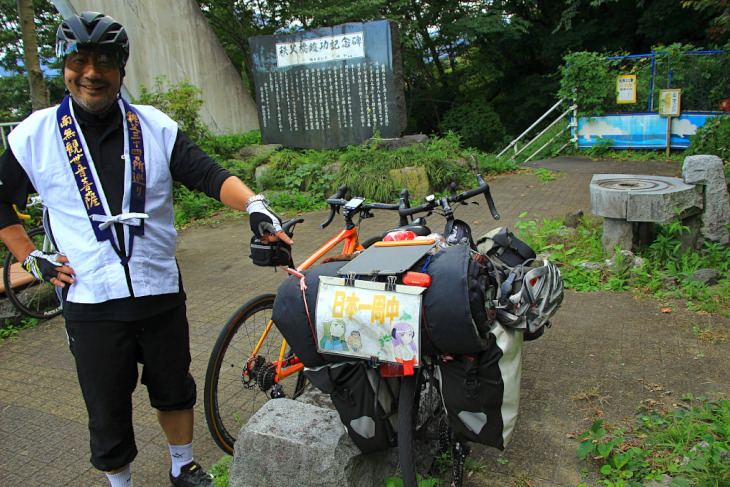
[682,155,730,245]
[228,398,398,487]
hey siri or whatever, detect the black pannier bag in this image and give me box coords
[475,227,536,268]
[271,243,495,366]
[418,242,493,355]
[435,321,523,450]
[303,361,398,453]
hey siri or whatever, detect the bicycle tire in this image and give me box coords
[204,294,307,454]
[398,373,419,487]
[2,226,62,320]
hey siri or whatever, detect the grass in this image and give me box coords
[167,132,522,227]
[0,317,39,341]
[576,394,730,487]
[514,213,730,317]
[210,455,233,487]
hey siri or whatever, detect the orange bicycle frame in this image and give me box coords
[250,226,363,382]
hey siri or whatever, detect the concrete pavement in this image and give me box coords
[1,156,728,486]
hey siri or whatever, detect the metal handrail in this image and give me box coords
[1,122,20,150]
[512,105,577,162]
[496,99,576,162]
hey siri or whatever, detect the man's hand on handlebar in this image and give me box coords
[247,196,294,245]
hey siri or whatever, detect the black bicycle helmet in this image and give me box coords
[56,12,129,72]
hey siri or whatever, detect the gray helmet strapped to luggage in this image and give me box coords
[56,12,130,73]
[495,260,564,333]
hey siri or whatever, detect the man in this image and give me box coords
[0,12,291,487]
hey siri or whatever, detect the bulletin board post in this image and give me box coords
[659,89,681,156]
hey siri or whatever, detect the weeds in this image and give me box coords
[383,474,441,486]
[533,168,560,183]
[209,455,232,487]
[0,317,39,341]
[515,214,730,316]
[576,395,730,487]
[691,323,729,343]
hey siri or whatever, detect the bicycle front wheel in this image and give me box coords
[204,294,307,454]
[2,226,62,320]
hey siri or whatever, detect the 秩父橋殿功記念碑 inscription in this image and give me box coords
[250,20,407,150]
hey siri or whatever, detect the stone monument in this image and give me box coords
[249,20,407,149]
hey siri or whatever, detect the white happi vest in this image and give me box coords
[9,98,180,304]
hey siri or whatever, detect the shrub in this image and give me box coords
[687,114,730,163]
[136,75,210,144]
[440,99,507,152]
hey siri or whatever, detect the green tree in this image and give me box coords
[682,0,730,41]
[0,0,62,120]
[0,0,60,75]
[196,0,289,96]
[17,0,49,110]
[194,0,722,150]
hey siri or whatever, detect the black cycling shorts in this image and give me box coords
[65,303,196,471]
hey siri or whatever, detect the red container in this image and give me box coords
[720,99,730,111]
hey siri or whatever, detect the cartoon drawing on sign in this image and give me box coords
[347,330,362,352]
[392,321,418,373]
[320,318,349,351]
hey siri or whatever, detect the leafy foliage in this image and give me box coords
[192,0,724,154]
[577,395,730,487]
[0,0,60,75]
[687,114,730,163]
[335,133,478,202]
[1,317,39,341]
[136,75,212,144]
[440,99,507,152]
[209,455,232,487]
[515,213,730,315]
[560,43,730,116]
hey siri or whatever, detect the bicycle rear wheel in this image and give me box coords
[204,294,307,454]
[398,373,419,487]
[398,365,450,487]
[2,226,62,319]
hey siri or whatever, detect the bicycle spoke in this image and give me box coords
[205,295,305,453]
[3,226,62,320]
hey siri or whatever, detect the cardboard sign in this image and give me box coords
[315,276,425,366]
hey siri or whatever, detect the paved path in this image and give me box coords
[1,156,728,486]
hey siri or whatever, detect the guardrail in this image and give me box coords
[1,122,20,150]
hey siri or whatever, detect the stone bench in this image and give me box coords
[589,155,729,254]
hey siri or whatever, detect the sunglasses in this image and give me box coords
[64,51,120,74]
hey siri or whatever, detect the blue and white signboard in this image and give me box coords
[574,112,722,149]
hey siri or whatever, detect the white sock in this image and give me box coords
[169,442,194,477]
[106,465,133,487]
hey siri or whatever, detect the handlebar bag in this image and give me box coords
[249,236,293,267]
[303,361,398,453]
[435,321,523,450]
